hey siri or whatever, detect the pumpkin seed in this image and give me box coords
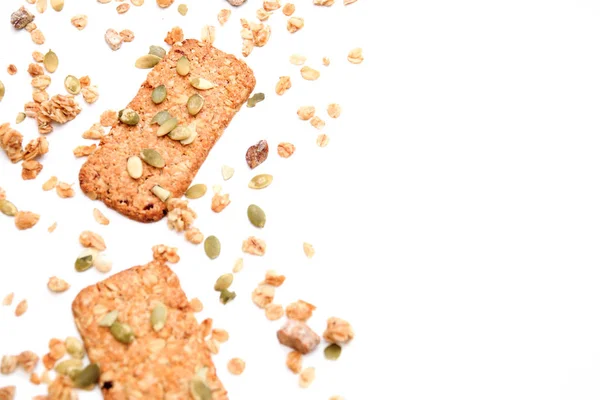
[190,77,215,90]
[151,302,167,332]
[219,289,236,305]
[140,149,165,168]
[204,236,221,259]
[135,54,162,69]
[151,85,167,104]
[75,255,94,272]
[127,156,143,179]
[110,321,135,344]
[247,92,265,108]
[168,126,192,141]
[178,4,188,15]
[64,75,81,95]
[0,80,4,101]
[73,363,100,388]
[324,343,342,360]
[67,368,83,381]
[43,50,58,73]
[157,118,178,136]
[221,165,234,181]
[151,185,171,202]
[185,184,207,199]
[65,337,85,359]
[151,110,171,125]
[247,204,266,228]
[177,56,190,76]
[180,123,197,145]
[248,174,273,189]
[214,273,233,292]
[187,94,204,115]
[50,0,64,11]
[55,359,83,376]
[0,199,17,216]
[16,112,26,124]
[119,108,140,126]
[98,310,119,327]
[149,45,166,59]
[190,376,212,400]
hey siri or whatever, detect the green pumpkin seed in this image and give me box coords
[67,368,83,381]
[65,337,85,359]
[127,156,143,179]
[219,289,236,305]
[204,236,221,260]
[50,0,64,12]
[44,50,58,73]
[110,321,135,344]
[73,363,100,388]
[135,54,162,69]
[190,76,215,90]
[0,80,4,101]
[64,75,81,95]
[151,302,167,332]
[168,126,192,141]
[0,200,18,216]
[247,204,266,228]
[16,112,26,124]
[214,273,233,292]
[151,185,171,202]
[248,174,273,189]
[177,56,190,76]
[140,149,165,168]
[178,4,188,15]
[157,117,178,136]
[221,165,234,181]
[187,94,204,116]
[180,124,197,145]
[247,92,265,108]
[185,184,207,199]
[324,343,342,360]
[98,310,119,327]
[119,108,140,126]
[55,359,83,376]
[151,110,171,125]
[151,85,167,104]
[75,255,94,272]
[190,376,212,400]
[149,45,166,59]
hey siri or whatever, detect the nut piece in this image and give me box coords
[277,142,295,158]
[79,230,106,250]
[105,28,124,51]
[285,300,316,321]
[246,140,269,169]
[242,236,266,256]
[347,47,364,64]
[275,76,291,95]
[297,106,315,120]
[15,299,28,316]
[15,211,39,230]
[286,351,302,374]
[323,317,355,344]
[71,14,88,30]
[227,358,246,375]
[327,103,342,118]
[277,320,321,354]
[47,276,70,293]
[299,367,316,388]
[211,193,231,213]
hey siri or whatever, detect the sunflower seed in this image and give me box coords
[247,92,265,108]
[64,75,81,95]
[157,118,178,136]
[0,200,18,216]
[65,337,85,359]
[55,359,83,376]
[119,108,139,125]
[151,302,168,332]
[190,77,215,90]
[140,149,165,168]
[98,310,119,327]
[0,81,4,101]
[127,156,143,179]
[50,0,64,11]
[214,273,233,291]
[247,204,266,228]
[43,50,58,73]
[187,94,204,115]
[248,174,273,189]
[177,56,190,76]
[151,185,171,202]
[135,54,162,69]
[151,110,171,125]
[221,165,234,180]
[204,235,221,259]
[16,112,26,124]
[168,126,192,141]
[190,376,212,400]
[73,363,100,388]
[324,343,342,360]
[149,45,166,58]
[220,289,236,305]
[110,321,135,344]
[185,184,207,199]
[151,85,167,104]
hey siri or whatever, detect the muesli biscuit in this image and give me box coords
[72,260,227,399]
[79,39,255,222]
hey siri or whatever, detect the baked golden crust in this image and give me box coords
[72,261,227,399]
[79,39,255,222]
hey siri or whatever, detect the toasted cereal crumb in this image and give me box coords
[264,270,286,287]
[323,317,355,344]
[242,236,266,256]
[301,66,320,80]
[48,376,75,399]
[47,222,57,232]
[166,199,197,232]
[299,367,316,388]
[314,0,334,5]
[287,17,304,33]
[1,355,17,374]
[79,76,90,87]
[217,9,231,25]
[47,277,70,293]
[81,85,99,104]
[310,116,325,129]
[263,0,281,11]
[120,29,135,42]
[42,353,55,370]
[42,176,57,191]
[164,26,184,45]
[48,339,66,360]
[184,227,204,244]
[317,133,330,147]
[323,56,330,66]
[32,51,44,63]
[201,25,216,44]
[93,208,110,225]
[189,297,203,312]
[297,106,315,120]
[15,211,40,230]
[327,103,341,118]
[71,14,88,30]
[286,350,302,374]
[265,303,284,320]
[82,123,105,139]
[256,8,272,21]
[277,142,295,158]
[7,65,17,75]
[303,242,315,258]
[79,230,106,250]
[17,351,38,373]
[347,47,364,64]
[211,192,231,213]
[232,258,244,273]
[227,358,246,375]
[31,29,45,45]
[56,182,74,198]
[152,244,180,263]
[2,293,14,306]
[252,284,275,308]
[212,329,229,343]
[21,160,43,180]
[283,3,295,15]
[290,54,306,65]
[275,76,291,95]
[73,144,97,158]
[286,300,316,321]
[116,3,130,13]
[15,299,28,317]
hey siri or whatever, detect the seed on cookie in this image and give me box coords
[151,185,171,202]
[140,149,165,168]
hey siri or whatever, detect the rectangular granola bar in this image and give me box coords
[72,261,227,399]
[79,39,255,222]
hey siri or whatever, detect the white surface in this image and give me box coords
[2,0,600,399]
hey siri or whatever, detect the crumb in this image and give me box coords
[47,222,57,232]
[211,192,231,213]
[316,133,330,147]
[303,242,315,258]
[242,236,266,256]
[286,350,302,374]
[265,303,284,320]
[232,258,243,273]
[7,65,17,75]
[2,293,14,306]
[263,270,286,287]
[227,358,246,375]
[310,116,325,129]
[189,297,203,312]
[164,26,184,45]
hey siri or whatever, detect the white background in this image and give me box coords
[1,0,600,399]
